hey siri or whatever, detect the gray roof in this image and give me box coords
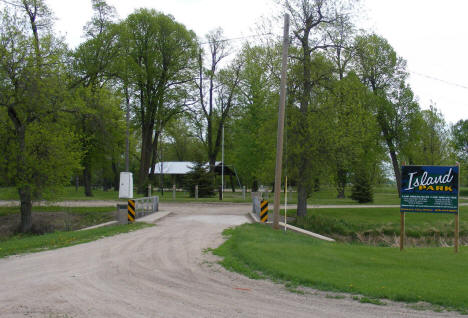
[152,162,195,175]
[152,161,229,175]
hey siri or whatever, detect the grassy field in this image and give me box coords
[281,207,468,243]
[0,222,153,258]
[214,223,468,313]
[0,185,467,206]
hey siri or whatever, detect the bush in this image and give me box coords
[183,162,215,197]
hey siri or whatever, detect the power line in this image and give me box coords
[199,33,273,45]
[409,70,468,91]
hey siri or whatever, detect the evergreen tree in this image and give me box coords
[184,162,215,198]
[350,169,374,203]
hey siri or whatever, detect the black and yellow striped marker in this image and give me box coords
[260,199,268,223]
[128,199,136,223]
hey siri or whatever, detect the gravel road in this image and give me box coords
[0,203,462,317]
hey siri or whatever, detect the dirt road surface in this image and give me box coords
[0,203,462,317]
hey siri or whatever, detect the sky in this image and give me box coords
[37,0,468,125]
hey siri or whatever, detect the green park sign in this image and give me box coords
[399,165,460,252]
[400,165,459,214]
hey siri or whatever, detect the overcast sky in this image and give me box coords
[43,0,468,125]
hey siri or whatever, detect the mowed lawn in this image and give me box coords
[215,223,468,313]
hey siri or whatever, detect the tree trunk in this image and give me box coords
[83,166,93,197]
[75,176,79,192]
[15,124,33,232]
[112,160,119,191]
[230,174,235,192]
[335,167,347,199]
[138,127,153,194]
[208,156,216,173]
[19,186,32,233]
[148,132,160,180]
[297,183,308,217]
[387,142,402,197]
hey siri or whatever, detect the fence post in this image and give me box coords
[116,204,128,224]
[195,185,198,199]
[148,184,152,197]
[172,184,176,200]
[152,196,159,212]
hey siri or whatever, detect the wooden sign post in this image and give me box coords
[455,162,460,253]
[400,211,405,251]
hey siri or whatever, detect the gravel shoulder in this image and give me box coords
[0,202,462,317]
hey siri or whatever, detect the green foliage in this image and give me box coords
[183,162,215,197]
[229,44,280,187]
[325,73,382,198]
[452,119,468,185]
[119,8,198,192]
[0,2,82,204]
[354,33,424,194]
[286,52,336,197]
[163,117,205,162]
[21,123,81,199]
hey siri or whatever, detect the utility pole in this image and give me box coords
[221,124,224,200]
[125,86,130,171]
[273,14,290,230]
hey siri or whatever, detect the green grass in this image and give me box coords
[0,185,467,205]
[285,207,468,239]
[214,223,468,313]
[0,222,153,258]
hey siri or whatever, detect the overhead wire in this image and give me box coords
[198,33,274,45]
[409,70,468,91]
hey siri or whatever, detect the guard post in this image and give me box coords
[260,199,268,223]
[127,199,136,223]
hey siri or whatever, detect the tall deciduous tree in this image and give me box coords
[354,33,419,196]
[327,73,382,199]
[0,1,81,232]
[194,29,243,172]
[229,44,280,188]
[407,105,448,165]
[283,0,354,216]
[71,0,122,196]
[119,9,198,193]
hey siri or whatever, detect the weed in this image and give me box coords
[325,294,346,299]
[357,296,386,306]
